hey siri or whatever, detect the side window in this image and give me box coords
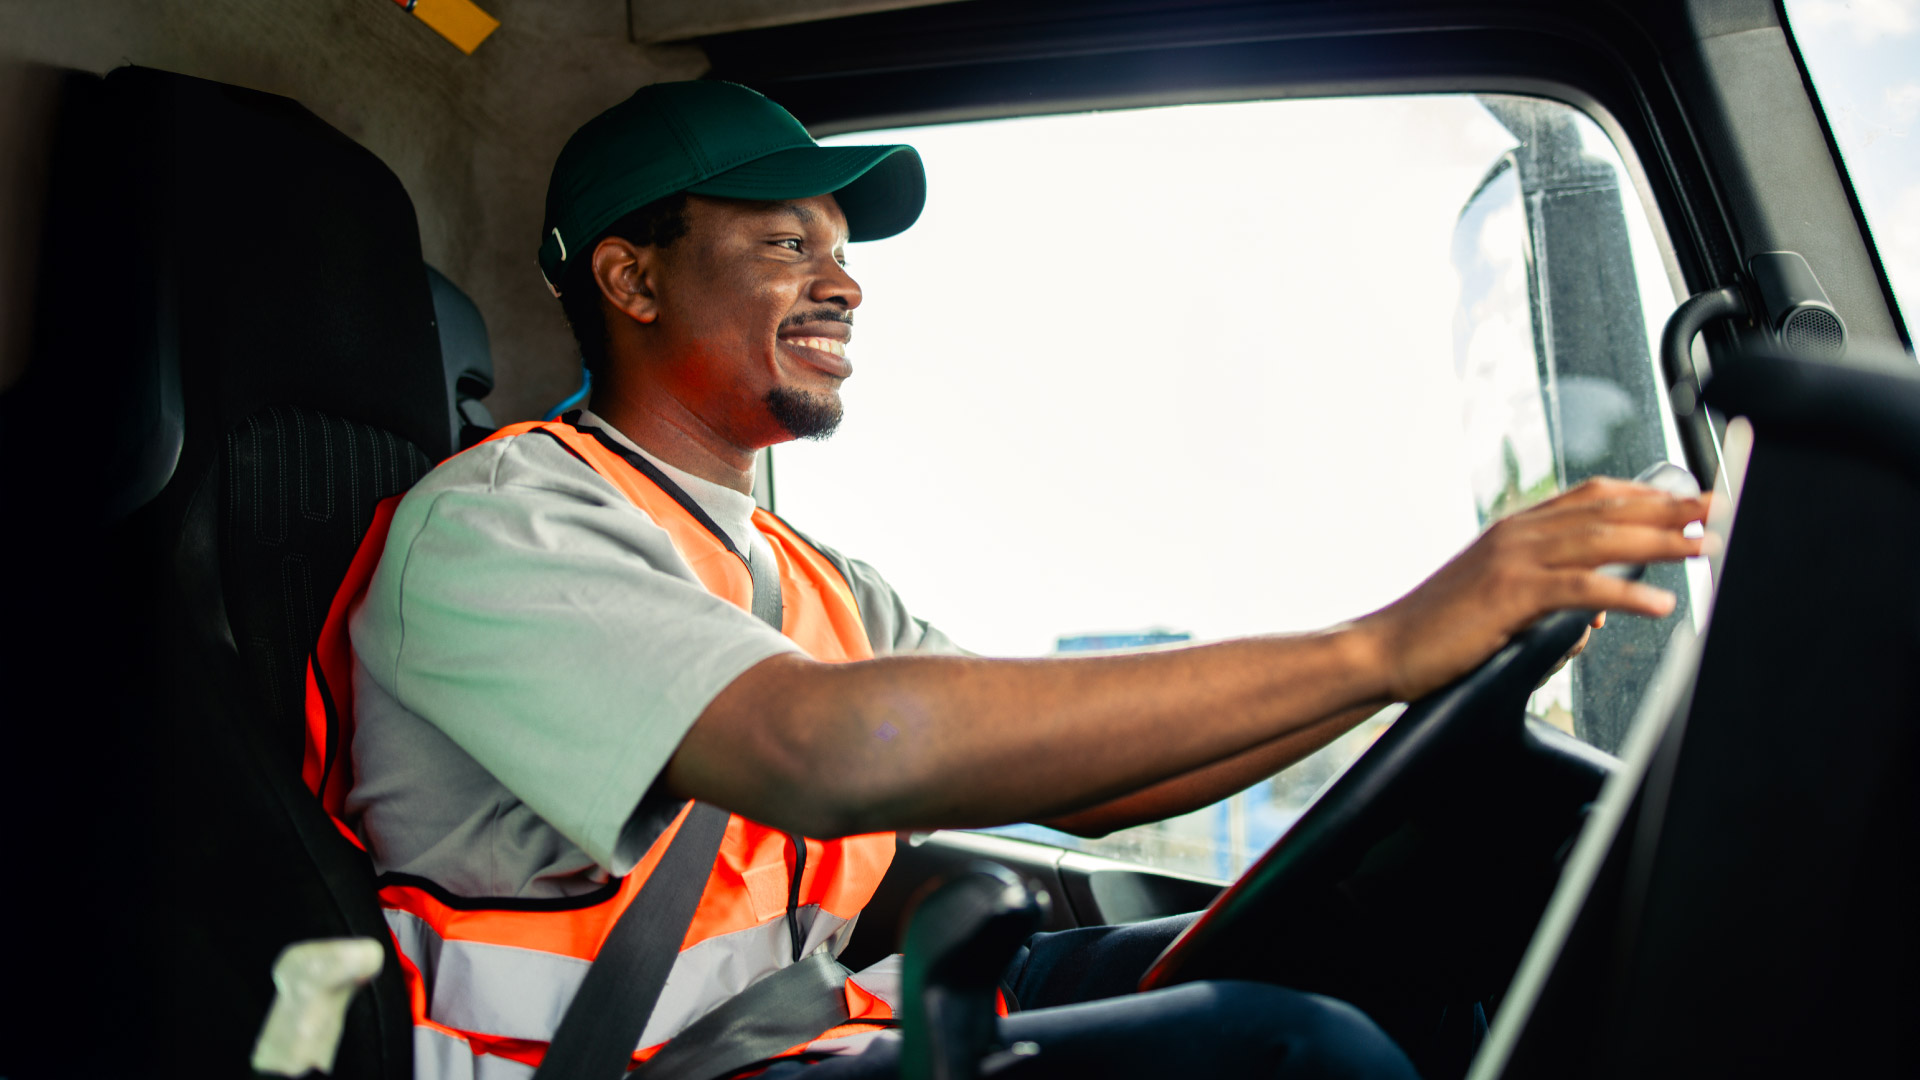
[777,95,1702,880]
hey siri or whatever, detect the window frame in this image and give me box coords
[705,9,1735,493]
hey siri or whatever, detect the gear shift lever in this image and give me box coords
[900,862,1050,1080]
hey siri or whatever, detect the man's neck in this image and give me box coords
[585,385,758,495]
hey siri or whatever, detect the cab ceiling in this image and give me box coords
[0,0,967,421]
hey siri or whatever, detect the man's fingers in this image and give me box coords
[1522,489,1710,530]
[1532,523,1705,568]
[1538,476,1641,504]
[1543,569,1677,618]
[1532,476,1669,511]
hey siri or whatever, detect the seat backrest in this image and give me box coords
[224,406,435,768]
[8,64,457,1078]
[1476,347,1920,1079]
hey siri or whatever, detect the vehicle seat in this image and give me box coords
[11,64,454,1079]
[1478,346,1920,1077]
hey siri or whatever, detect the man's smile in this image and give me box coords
[779,331,853,378]
[787,336,846,358]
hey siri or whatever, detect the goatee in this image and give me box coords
[766,387,843,441]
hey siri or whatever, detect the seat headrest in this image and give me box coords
[53,66,453,514]
[427,264,494,445]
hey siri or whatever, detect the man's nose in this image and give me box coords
[811,258,862,310]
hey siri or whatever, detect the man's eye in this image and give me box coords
[775,238,803,252]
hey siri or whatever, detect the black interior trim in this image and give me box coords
[1707,348,1920,476]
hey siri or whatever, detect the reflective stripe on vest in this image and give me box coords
[301,420,897,1078]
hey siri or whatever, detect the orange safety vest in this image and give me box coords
[302,419,899,1080]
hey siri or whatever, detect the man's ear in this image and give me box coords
[591,235,660,326]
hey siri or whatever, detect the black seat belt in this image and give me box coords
[632,951,858,1080]
[532,801,732,1080]
[747,539,784,632]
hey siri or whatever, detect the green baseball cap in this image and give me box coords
[539,80,924,292]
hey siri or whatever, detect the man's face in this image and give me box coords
[643,192,861,446]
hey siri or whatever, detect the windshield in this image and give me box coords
[777,95,1701,879]
[1782,0,1920,340]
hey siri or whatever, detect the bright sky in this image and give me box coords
[1786,0,1920,336]
[776,96,1559,657]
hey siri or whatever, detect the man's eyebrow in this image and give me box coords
[773,202,819,227]
[769,201,848,244]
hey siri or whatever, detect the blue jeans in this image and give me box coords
[758,915,1423,1079]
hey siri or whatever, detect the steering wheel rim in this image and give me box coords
[1139,463,1696,993]
[1138,608,1594,989]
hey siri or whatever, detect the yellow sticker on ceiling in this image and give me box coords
[395,0,499,55]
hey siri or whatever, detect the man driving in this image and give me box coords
[334,80,1707,1080]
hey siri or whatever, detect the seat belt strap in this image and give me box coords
[747,538,784,635]
[631,951,861,1080]
[531,801,732,1080]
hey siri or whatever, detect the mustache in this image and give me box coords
[780,309,854,331]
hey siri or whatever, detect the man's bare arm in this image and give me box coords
[671,629,1389,838]
[664,478,1707,838]
[1035,704,1377,839]
[1036,703,1382,837]
[1034,615,1604,838]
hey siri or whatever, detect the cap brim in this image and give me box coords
[687,143,925,242]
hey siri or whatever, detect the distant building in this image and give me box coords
[1054,629,1192,653]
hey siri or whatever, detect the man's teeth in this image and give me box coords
[790,337,847,358]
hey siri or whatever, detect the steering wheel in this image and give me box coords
[1138,463,1699,1009]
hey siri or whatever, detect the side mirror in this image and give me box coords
[1450,96,1695,753]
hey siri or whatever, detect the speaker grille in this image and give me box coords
[1783,307,1846,356]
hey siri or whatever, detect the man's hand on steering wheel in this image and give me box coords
[1352,477,1709,703]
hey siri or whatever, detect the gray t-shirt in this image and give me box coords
[345,418,958,899]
